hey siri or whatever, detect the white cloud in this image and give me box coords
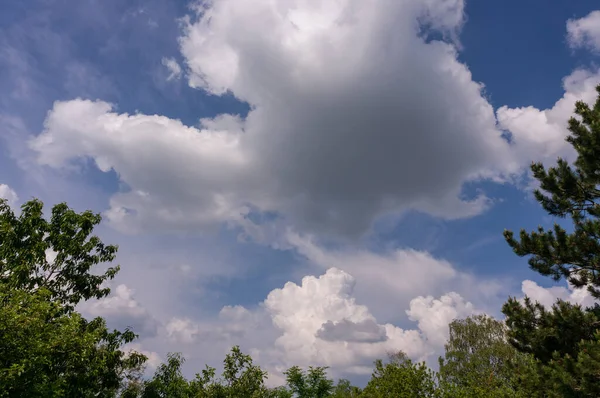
[162,57,182,81]
[260,267,478,375]
[262,268,431,370]
[497,68,600,167]
[79,284,159,338]
[166,317,200,344]
[0,184,18,206]
[30,100,251,234]
[406,292,478,347]
[30,0,525,239]
[158,264,480,379]
[285,231,502,322]
[567,10,600,53]
[521,280,598,309]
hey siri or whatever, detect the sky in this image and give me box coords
[1,0,600,387]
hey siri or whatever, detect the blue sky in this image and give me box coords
[1,0,600,385]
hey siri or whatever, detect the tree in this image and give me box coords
[503,85,600,297]
[0,285,145,397]
[141,353,191,398]
[0,199,120,312]
[132,346,272,398]
[360,352,437,398]
[0,199,145,397]
[503,85,600,396]
[503,298,600,397]
[331,379,361,398]
[219,346,269,396]
[283,365,334,398]
[438,315,540,398]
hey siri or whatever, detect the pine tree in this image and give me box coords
[502,85,600,397]
[503,85,600,297]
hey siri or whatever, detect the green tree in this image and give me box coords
[503,298,600,397]
[220,346,269,396]
[0,199,120,311]
[503,85,600,296]
[332,379,361,398]
[142,353,192,398]
[502,85,600,396]
[360,352,437,398]
[438,314,540,398]
[0,199,145,397]
[263,386,294,398]
[0,285,145,397]
[283,365,334,398]
[133,346,273,398]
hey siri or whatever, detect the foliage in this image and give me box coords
[503,85,600,396]
[283,365,334,398]
[123,346,274,398]
[331,379,361,398]
[141,353,191,398]
[438,314,541,398]
[503,299,600,364]
[503,85,600,297]
[0,198,120,312]
[503,298,600,397]
[0,285,145,398]
[0,199,145,397]
[360,352,437,398]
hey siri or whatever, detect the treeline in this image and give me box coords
[116,314,570,397]
[1,88,600,397]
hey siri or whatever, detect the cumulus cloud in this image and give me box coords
[159,265,479,378]
[79,284,159,338]
[406,293,477,347]
[285,231,502,322]
[262,268,429,370]
[259,267,477,374]
[0,184,18,206]
[497,68,600,168]
[166,317,201,344]
[162,57,182,81]
[521,280,598,309]
[30,0,526,239]
[567,10,600,53]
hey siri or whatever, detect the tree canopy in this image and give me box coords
[0,199,145,397]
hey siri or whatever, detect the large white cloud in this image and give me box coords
[30,0,524,238]
[261,267,475,372]
[567,10,600,53]
[162,266,479,380]
[31,100,253,234]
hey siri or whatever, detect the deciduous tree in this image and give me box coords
[0,199,145,397]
